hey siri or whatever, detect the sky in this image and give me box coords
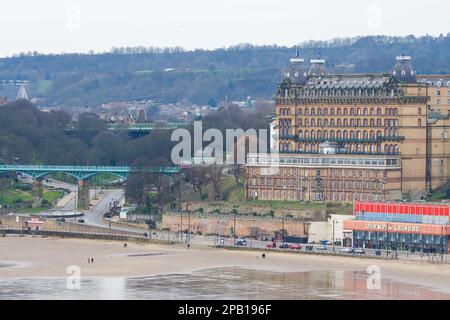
[1,0,449,57]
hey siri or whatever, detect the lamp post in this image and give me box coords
[233,209,237,244]
[332,219,339,253]
[187,210,191,243]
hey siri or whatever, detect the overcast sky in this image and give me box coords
[1,0,448,57]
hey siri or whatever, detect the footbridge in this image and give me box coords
[0,165,180,209]
[65,122,191,137]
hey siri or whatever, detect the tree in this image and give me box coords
[182,167,210,198]
[208,165,224,201]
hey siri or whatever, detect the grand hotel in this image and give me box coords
[245,53,450,202]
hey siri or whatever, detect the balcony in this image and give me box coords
[282,150,400,156]
[290,136,405,143]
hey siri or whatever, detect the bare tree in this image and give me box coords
[182,167,210,198]
[208,165,224,201]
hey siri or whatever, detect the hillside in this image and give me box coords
[0,35,448,107]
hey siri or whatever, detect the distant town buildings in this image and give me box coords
[245,52,450,202]
[0,96,7,106]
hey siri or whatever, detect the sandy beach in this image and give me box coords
[1,235,450,297]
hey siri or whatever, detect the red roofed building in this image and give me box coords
[343,201,450,253]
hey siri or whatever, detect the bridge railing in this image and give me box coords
[0,165,180,173]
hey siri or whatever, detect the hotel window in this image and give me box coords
[437,90,441,96]
[418,108,421,115]
[418,119,422,126]
[350,108,355,115]
[377,108,382,115]
[437,99,441,105]
[311,108,315,115]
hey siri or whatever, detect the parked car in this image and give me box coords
[77,219,85,223]
[339,247,353,254]
[278,243,289,249]
[234,240,247,246]
[353,248,366,255]
[314,245,328,251]
[56,217,65,222]
[266,242,276,249]
[288,244,302,250]
[143,232,149,237]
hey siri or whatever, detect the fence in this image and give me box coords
[0,226,174,243]
[216,240,450,264]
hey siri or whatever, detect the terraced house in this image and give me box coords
[245,53,450,202]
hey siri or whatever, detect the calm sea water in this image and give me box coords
[0,267,449,300]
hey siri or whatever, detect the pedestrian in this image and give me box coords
[187,243,190,249]
[91,257,94,263]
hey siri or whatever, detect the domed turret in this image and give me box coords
[308,52,326,76]
[284,48,308,85]
[391,54,417,83]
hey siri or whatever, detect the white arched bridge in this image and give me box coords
[0,165,180,209]
[0,165,180,180]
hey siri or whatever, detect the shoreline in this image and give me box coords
[1,236,450,297]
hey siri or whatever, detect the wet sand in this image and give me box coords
[1,236,450,298]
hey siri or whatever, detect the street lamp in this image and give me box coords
[332,219,339,253]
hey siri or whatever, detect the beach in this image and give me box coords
[1,236,450,299]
